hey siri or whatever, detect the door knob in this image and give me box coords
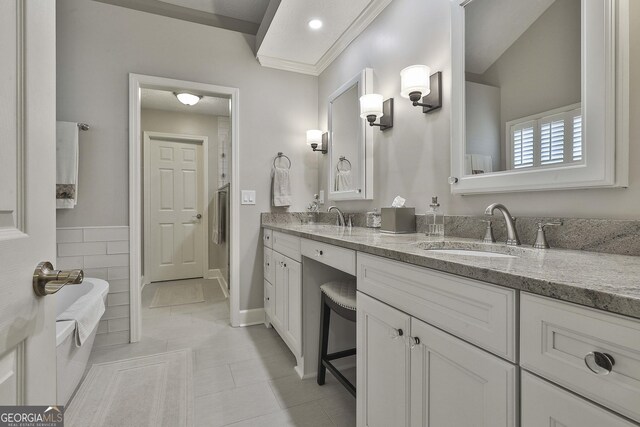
[33,261,84,296]
[194,214,202,219]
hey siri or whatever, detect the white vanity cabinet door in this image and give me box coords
[263,229,273,248]
[357,292,412,427]
[264,279,273,323]
[521,372,636,427]
[264,246,275,285]
[410,317,518,427]
[272,251,302,356]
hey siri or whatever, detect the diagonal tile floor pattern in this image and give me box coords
[87,278,356,427]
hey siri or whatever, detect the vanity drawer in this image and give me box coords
[264,247,275,284]
[357,253,516,361]
[263,229,273,248]
[301,239,355,275]
[521,293,640,423]
[272,231,301,261]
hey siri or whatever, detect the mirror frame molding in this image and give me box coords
[450,0,629,195]
[328,68,374,201]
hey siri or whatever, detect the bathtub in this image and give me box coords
[56,277,109,406]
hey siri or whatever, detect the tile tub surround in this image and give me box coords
[57,226,130,347]
[262,213,640,256]
[262,223,640,319]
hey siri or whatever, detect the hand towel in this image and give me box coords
[272,166,291,207]
[56,121,79,209]
[56,290,106,347]
[211,187,228,244]
[335,170,353,192]
[211,192,220,244]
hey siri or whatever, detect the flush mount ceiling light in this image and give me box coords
[400,65,442,113]
[307,129,327,153]
[359,94,394,131]
[174,92,202,106]
[308,19,323,30]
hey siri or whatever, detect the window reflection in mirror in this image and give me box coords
[464,0,581,175]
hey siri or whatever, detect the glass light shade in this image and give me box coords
[359,94,384,119]
[400,65,431,99]
[175,92,201,106]
[306,129,323,146]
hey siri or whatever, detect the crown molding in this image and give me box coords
[256,0,392,76]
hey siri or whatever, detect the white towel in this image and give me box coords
[272,166,291,207]
[335,170,353,192]
[211,193,219,244]
[56,122,79,209]
[465,154,493,174]
[56,290,105,347]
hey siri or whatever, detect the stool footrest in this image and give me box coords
[322,359,356,397]
[326,348,357,361]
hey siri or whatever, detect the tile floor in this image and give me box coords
[86,277,356,427]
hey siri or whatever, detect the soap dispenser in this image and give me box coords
[425,196,445,241]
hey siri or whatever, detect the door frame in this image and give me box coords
[129,74,241,342]
[143,131,209,285]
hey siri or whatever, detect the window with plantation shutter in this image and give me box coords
[507,104,582,170]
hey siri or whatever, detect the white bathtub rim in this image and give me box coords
[55,278,109,346]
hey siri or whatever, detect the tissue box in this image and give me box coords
[380,207,416,234]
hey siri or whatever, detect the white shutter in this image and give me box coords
[540,117,565,165]
[572,113,583,161]
[513,123,534,169]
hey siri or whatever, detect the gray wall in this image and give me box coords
[56,0,319,311]
[318,0,640,220]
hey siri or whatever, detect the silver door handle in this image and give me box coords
[33,261,83,296]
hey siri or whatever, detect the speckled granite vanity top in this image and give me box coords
[263,223,640,319]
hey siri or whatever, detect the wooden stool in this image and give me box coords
[317,280,357,397]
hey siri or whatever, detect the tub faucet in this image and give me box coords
[327,206,346,227]
[484,203,520,246]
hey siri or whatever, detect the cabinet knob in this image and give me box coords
[408,336,421,349]
[283,263,287,268]
[315,249,324,256]
[390,328,404,339]
[585,351,615,375]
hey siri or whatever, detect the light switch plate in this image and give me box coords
[319,190,325,204]
[241,190,256,205]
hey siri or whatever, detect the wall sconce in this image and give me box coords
[400,65,442,113]
[359,94,394,131]
[307,129,327,153]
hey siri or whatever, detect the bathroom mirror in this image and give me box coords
[328,68,373,200]
[450,0,628,194]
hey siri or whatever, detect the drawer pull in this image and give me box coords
[390,328,404,339]
[408,336,421,349]
[584,352,615,375]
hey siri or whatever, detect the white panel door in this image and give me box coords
[0,0,57,405]
[282,258,301,355]
[146,134,204,282]
[409,317,518,427]
[357,292,412,427]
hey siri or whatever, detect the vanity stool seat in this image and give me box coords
[317,280,357,397]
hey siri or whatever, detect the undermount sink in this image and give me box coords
[426,249,517,258]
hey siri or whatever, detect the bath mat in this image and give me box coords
[150,282,205,308]
[65,350,193,427]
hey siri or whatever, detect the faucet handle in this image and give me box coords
[481,220,496,243]
[533,221,563,249]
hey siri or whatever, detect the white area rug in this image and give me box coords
[65,350,193,427]
[150,282,205,308]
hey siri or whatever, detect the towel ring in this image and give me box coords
[273,152,291,169]
[337,156,352,172]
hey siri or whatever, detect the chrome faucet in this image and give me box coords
[327,206,346,227]
[484,203,520,246]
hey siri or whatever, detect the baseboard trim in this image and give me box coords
[206,268,221,279]
[237,308,265,327]
[218,276,229,298]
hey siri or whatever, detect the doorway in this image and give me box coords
[129,74,240,342]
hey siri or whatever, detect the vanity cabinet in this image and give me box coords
[263,231,302,361]
[357,291,517,427]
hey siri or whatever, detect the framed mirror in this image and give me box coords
[450,0,628,194]
[328,68,374,201]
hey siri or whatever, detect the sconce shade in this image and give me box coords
[359,94,384,119]
[174,92,202,106]
[400,65,431,98]
[306,129,323,146]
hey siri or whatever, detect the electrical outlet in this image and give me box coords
[241,190,256,205]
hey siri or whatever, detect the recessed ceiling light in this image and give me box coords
[308,19,323,30]
[174,92,202,106]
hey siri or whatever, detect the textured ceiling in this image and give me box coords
[141,88,230,116]
[465,0,556,75]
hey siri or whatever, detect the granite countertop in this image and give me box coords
[263,223,640,319]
